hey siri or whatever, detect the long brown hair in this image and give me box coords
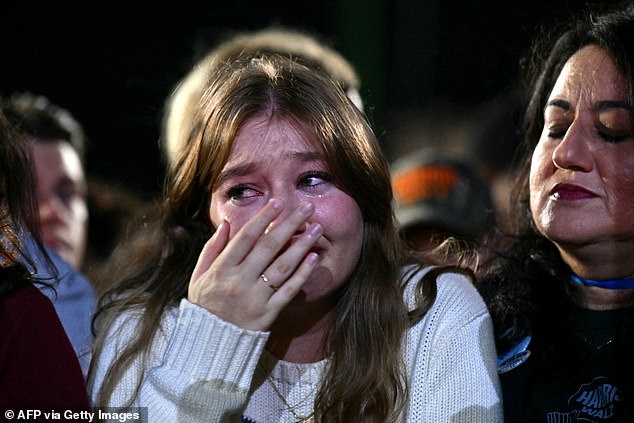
[91,54,442,421]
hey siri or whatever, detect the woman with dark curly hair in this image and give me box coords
[478,2,634,421]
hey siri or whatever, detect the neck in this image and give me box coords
[556,241,634,310]
[557,239,634,279]
[266,301,335,363]
[569,283,634,310]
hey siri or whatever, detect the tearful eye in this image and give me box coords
[226,184,260,204]
[298,172,332,189]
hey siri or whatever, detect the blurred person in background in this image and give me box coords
[391,147,495,266]
[469,88,525,232]
[82,177,149,294]
[1,92,96,374]
[2,92,88,270]
[0,109,90,407]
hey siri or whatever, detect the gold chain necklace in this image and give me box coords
[259,364,316,423]
[578,334,614,351]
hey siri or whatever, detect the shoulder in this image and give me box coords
[434,270,488,317]
[0,285,90,408]
[0,285,80,350]
[38,247,96,304]
[402,265,486,316]
[2,284,58,321]
[401,265,497,372]
[402,265,492,350]
[0,284,82,364]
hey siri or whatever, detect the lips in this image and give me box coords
[550,183,597,201]
[42,234,63,250]
[41,229,71,252]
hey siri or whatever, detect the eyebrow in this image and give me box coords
[546,99,632,111]
[596,100,632,111]
[285,151,323,161]
[215,150,324,187]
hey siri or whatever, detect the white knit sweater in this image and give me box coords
[89,267,502,422]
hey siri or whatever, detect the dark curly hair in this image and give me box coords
[478,0,634,376]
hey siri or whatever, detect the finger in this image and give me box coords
[220,198,285,265]
[244,201,316,271]
[268,252,321,308]
[258,222,323,289]
[190,219,230,283]
[257,272,277,292]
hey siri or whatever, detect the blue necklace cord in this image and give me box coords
[570,274,634,290]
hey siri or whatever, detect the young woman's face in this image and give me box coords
[208,114,364,303]
[530,45,634,250]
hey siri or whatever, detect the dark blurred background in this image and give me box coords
[0,0,607,199]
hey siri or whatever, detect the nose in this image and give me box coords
[38,194,66,225]
[551,118,593,172]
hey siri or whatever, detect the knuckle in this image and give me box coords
[260,235,282,251]
[274,260,293,276]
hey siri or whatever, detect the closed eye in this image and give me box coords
[546,124,568,140]
[548,130,567,139]
[598,132,630,143]
[596,123,633,143]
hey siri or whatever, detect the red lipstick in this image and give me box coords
[550,183,596,200]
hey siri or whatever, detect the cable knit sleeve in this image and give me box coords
[89,299,269,422]
[403,268,503,422]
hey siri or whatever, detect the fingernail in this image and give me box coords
[270,199,283,210]
[310,223,322,237]
[300,202,315,215]
[307,252,319,265]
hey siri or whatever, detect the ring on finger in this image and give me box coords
[260,273,277,291]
